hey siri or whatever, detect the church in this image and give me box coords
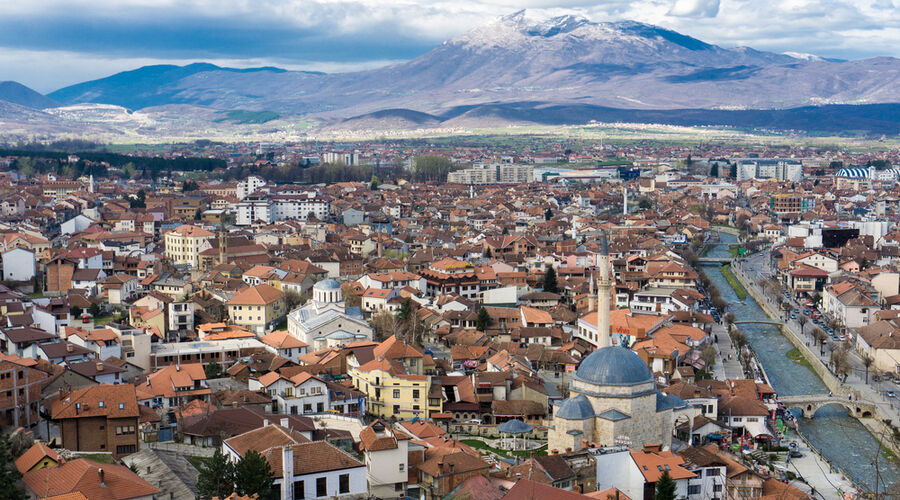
[286,278,373,350]
[548,234,697,453]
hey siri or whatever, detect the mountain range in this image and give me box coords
[2,10,899,137]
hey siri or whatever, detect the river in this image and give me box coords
[702,233,899,493]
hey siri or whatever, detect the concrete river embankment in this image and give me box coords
[701,234,899,494]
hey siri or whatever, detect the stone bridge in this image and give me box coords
[779,394,878,419]
[733,320,783,326]
[697,257,733,263]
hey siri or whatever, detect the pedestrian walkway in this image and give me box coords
[784,436,855,500]
[711,322,744,380]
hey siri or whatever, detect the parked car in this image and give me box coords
[789,450,803,458]
[888,391,896,398]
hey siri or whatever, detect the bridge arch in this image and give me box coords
[787,400,875,419]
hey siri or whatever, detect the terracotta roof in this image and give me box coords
[264,441,365,476]
[15,441,61,474]
[502,479,594,500]
[22,459,159,500]
[52,384,140,420]
[167,224,214,237]
[227,284,284,305]
[259,330,308,350]
[224,424,309,458]
[629,449,696,482]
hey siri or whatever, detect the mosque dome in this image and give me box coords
[574,346,653,386]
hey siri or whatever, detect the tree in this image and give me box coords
[129,189,146,209]
[543,267,559,293]
[372,312,402,341]
[197,448,235,500]
[475,308,491,332]
[862,353,874,384]
[341,283,361,308]
[234,450,277,500]
[398,298,413,322]
[544,207,553,221]
[284,290,305,310]
[731,329,748,350]
[14,157,34,178]
[638,197,652,210]
[655,469,676,500]
[797,315,808,336]
[700,346,717,369]
[724,312,735,332]
[0,432,27,500]
[411,155,454,182]
[70,306,83,318]
[204,361,223,379]
[88,302,101,317]
[182,179,198,192]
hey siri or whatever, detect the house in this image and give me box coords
[677,446,729,500]
[64,326,122,360]
[163,224,215,268]
[135,363,210,410]
[594,446,696,500]
[224,427,368,500]
[506,455,576,490]
[855,319,900,373]
[824,282,877,329]
[0,359,47,427]
[502,479,596,500]
[22,458,159,500]
[359,420,410,498]
[250,371,328,415]
[102,273,141,305]
[14,441,62,473]
[260,329,309,363]
[418,451,492,500]
[227,284,286,334]
[52,384,141,459]
[2,247,35,282]
[0,327,56,357]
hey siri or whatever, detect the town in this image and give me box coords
[0,139,899,500]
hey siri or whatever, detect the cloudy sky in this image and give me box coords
[2,0,897,93]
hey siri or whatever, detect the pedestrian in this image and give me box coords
[849,394,852,401]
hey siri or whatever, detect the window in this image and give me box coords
[705,469,719,477]
[399,463,405,472]
[713,484,723,492]
[687,485,701,495]
[316,477,327,497]
[116,445,135,454]
[393,389,400,398]
[294,480,305,499]
[339,474,350,494]
[412,389,420,399]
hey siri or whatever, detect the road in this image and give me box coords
[734,252,900,421]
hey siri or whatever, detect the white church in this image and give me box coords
[286,278,373,350]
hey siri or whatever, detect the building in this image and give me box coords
[448,164,534,185]
[0,359,47,427]
[237,175,267,199]
[418,451,492,500]
[359,420,411,498]
[163,224,215,268]
[736,159,802,182]
[550,234,696,453]
[287,279,373,349]
[22,458,159,500]
[2,247,36,282]
[593,446,696,500]
[52,384,141,459]
[770,194,815,214]
[227,284,287,334]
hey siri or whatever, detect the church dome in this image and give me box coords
[574,346,652,386]
[313,278,343,304]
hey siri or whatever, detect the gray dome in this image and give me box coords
[555,394,594,420]
[314,278,341,291]
[574,346,652,386]
[497,419,533,434]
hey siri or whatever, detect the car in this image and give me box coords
[888,391,896,398]
[789,450,803,458]
[873,375,881,382]
[790,313,797,319]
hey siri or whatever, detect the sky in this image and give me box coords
[2,0,897,93]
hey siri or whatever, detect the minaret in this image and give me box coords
[89,174,94,194]
[597,232,612,348]
[623,185,628,216]
[588,273,595,312]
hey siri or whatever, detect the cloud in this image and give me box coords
[0,0,896,91]
[668,0,720,17]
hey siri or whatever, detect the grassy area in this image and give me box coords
[786,348,813,369]
[214,110,281,124]
[79,453,117,464]
[92,314,116,326]
[461,439,547,459]
[721,264,747,300]
[187,455,207,471]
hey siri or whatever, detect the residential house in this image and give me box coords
[227,284,286,334]
[52,384,141,459]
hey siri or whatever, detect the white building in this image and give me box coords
[447,164,533,185]
[359,421,410,498]
[237,176,267,200]
[236,195,330,226]
[287,279,373,350]
[2,248,35,282]
[593,447,695,500]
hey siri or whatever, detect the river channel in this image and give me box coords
[702,233,899,493]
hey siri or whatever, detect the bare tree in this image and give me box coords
[813,328,828,355]
[862,353,874,385]
[731,329,748,350]
[342,283,362,308]
[724,312,735,331]
[371,312,402,342]
[797,315,809,336]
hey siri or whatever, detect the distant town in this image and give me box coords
[0,137,899,500]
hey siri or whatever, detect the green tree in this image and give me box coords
[204,361,223,379]
[398,298,413,321]
[709,162,719,177]
[88,303,101,317]
[129,189,146,209]
[412,155,453,182]
[196,448,235,500]
[70,306,83,318]
[182,179,198,192]
[543,267,559,293]
[475,308,491,332]
[370,177,380,190]
[234,450,277,500]
[655,470,676,500]
[0,432,27,500]
[544,207,553,220]
[14,157,34,178]
[121,161,136,179]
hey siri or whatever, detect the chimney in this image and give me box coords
[643,443,662,454]
[263,420,270,427]
[281,446,294,499]
[565,447,572,453]
[98,468,105,486]
[96,362,104,372]
[66,344,73,353]
[551,449,559,455]
[176,364,181,371]
[581,439,589,449]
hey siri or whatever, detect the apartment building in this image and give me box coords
[447,164,534,185]
[163,224,215,268]
[52,384,141,459]
[0,359,47,427]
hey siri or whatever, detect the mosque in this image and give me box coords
[548,234,696,453]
